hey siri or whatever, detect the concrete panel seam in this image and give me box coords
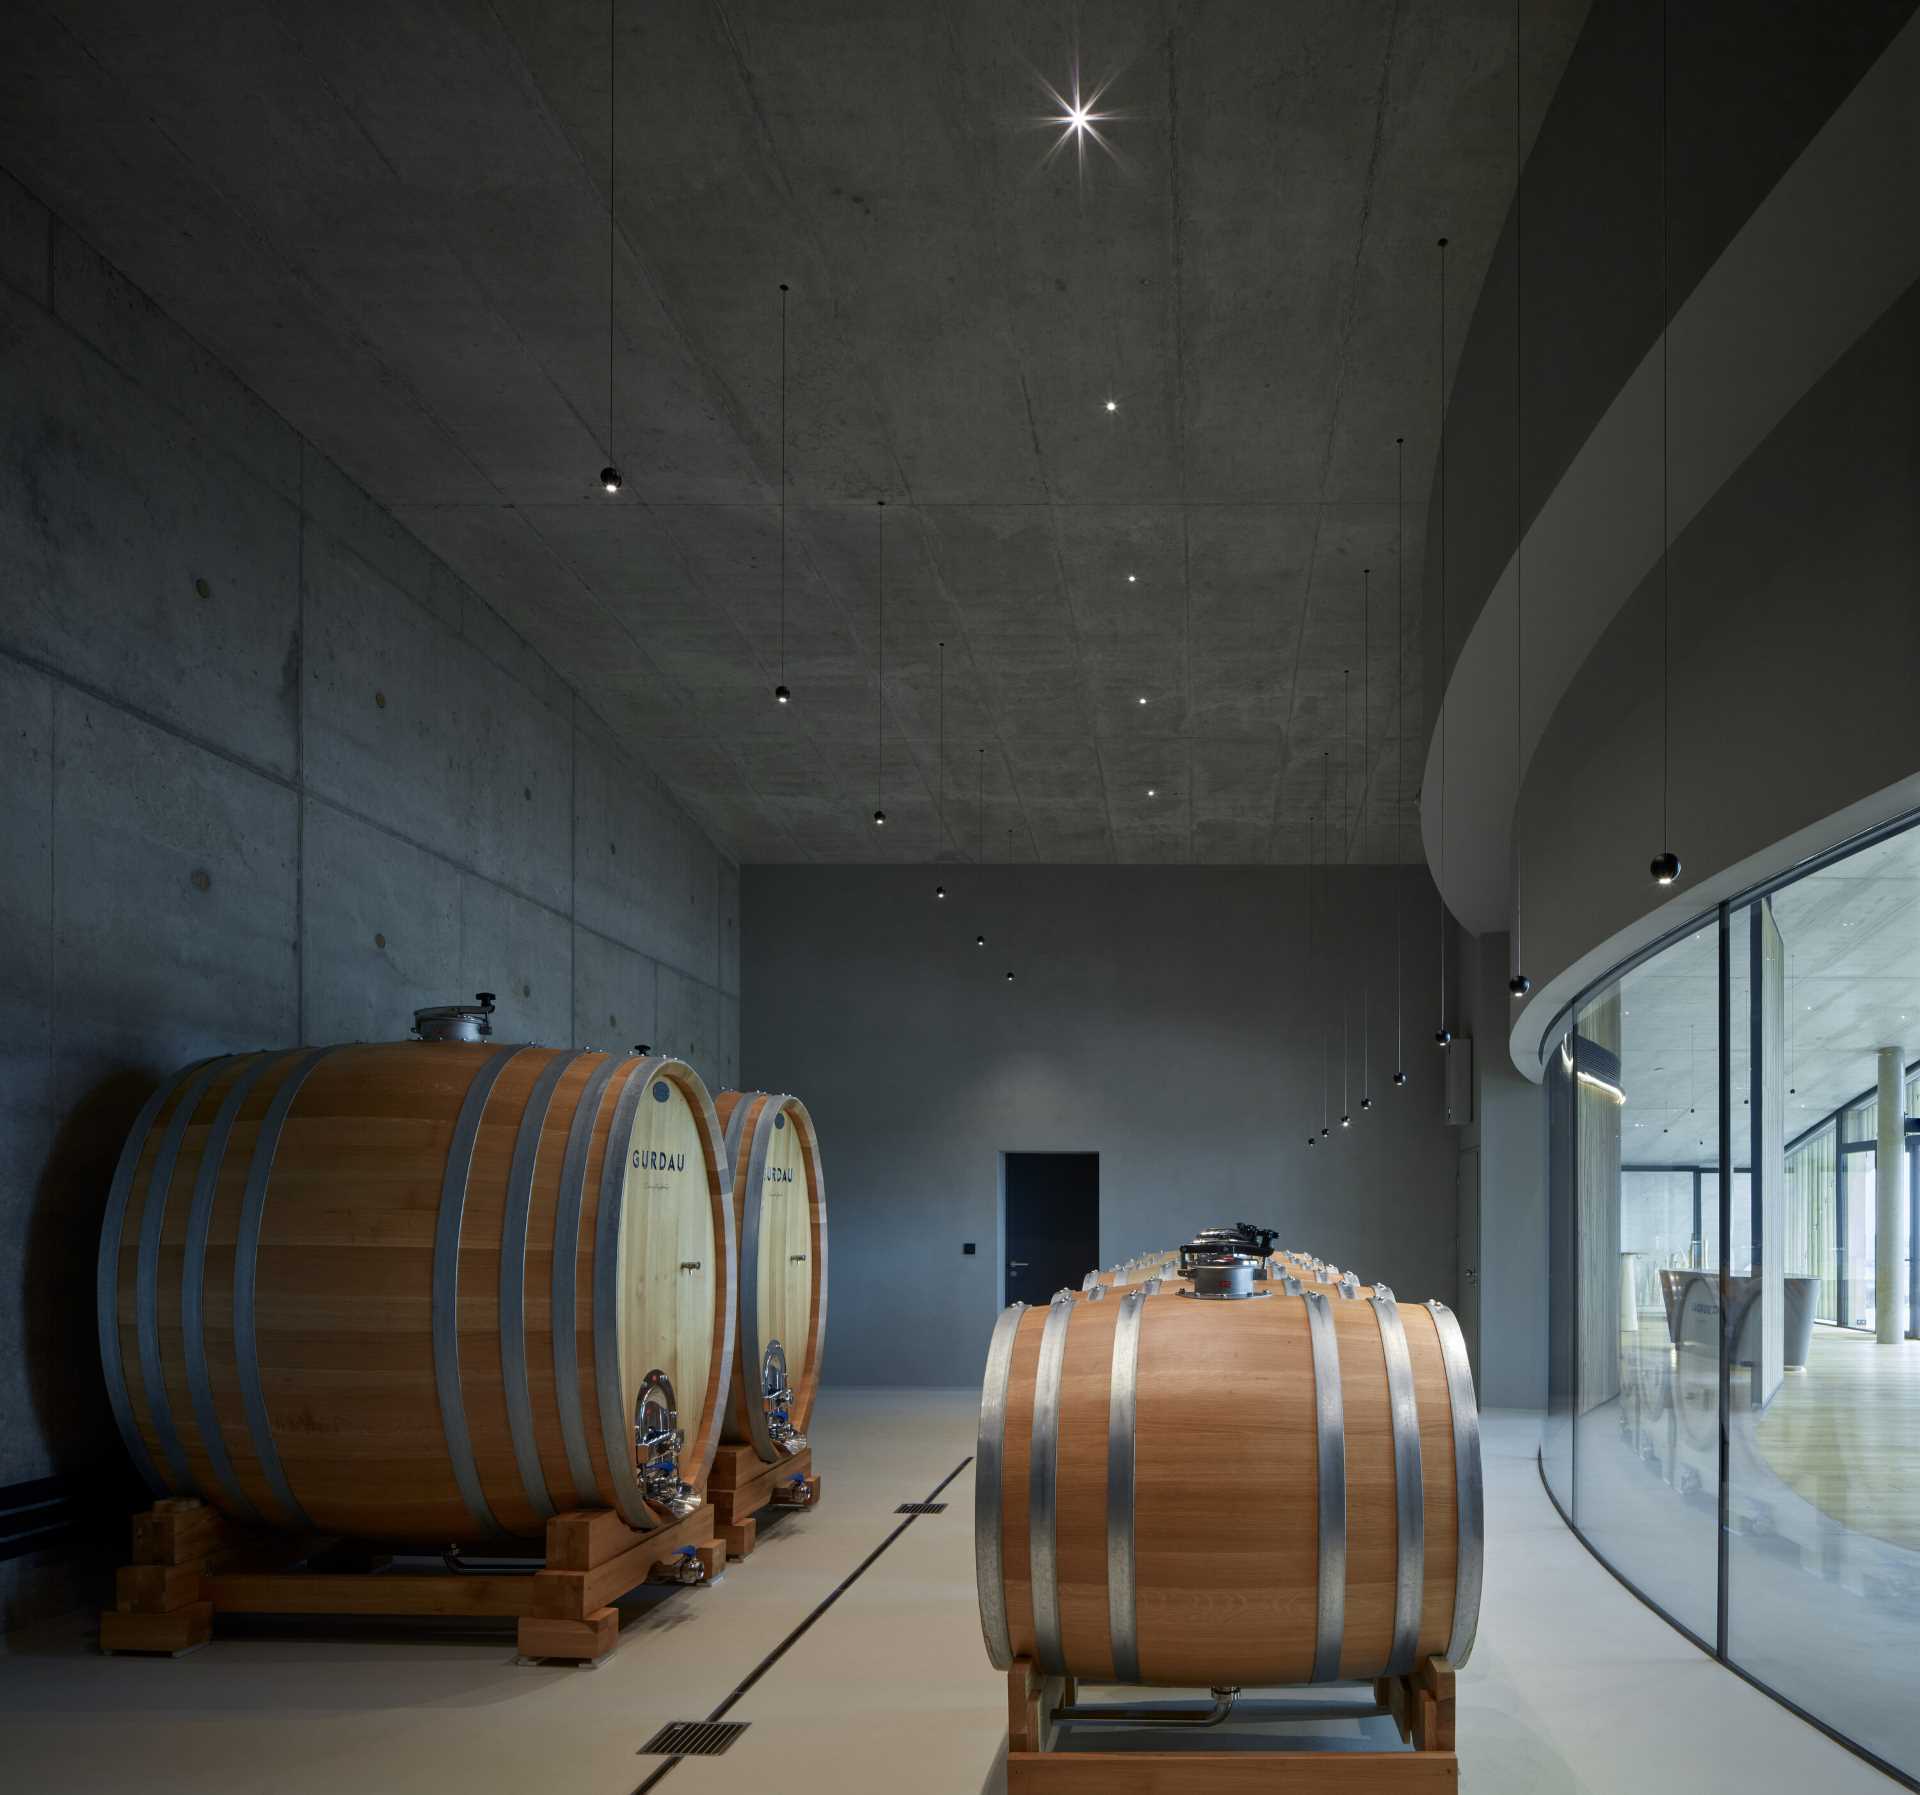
[572,915,731,994]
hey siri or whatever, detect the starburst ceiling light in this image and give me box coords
[1035,65,1122,184]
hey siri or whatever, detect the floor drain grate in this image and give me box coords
[894,1502,948,1515]
[639,1721,749,1758]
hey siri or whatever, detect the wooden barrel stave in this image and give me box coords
[976,1288,1480,1688]
[99,1044,735,1547]
[713,1091,827,1462]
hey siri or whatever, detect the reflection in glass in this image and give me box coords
[1571,930,1721,1644]
[1549,815,1920,1781]
[1544,1026,1575,1512]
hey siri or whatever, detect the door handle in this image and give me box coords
[1009,1260,1029,1269]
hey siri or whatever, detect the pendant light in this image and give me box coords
[1787,950,1798,1096]
[598,0,622,496]
[934,641,946,896]
[1004,827,1015,983]
[1433,238,1454,1050]
[1307,808,1319,1149]
[1340,667,1352,1129]
[1393,437,1409,1089]
[1360,569,1374,1109]
[1321,751,1332,1139]
[975,748,987,947]
[1509,0,1533,995]
[872,499,886,828]
[774,283,791,704]
[1649,0,1682,889]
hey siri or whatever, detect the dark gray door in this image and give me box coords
[1004,1153,1099,1307]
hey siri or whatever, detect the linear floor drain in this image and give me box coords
[894,1501,947,1515]
[639,1721,749,1758]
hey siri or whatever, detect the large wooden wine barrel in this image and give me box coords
[976,1288,1481,1686]
[97,1043,735,1546]
[712,1091,827,1461]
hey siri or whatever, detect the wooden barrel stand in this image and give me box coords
[1005,1654,1459,1789]
[705,1443,822,1560]
[99,1494,726,1665]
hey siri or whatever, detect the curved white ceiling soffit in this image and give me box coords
[1414,14,1920,1029]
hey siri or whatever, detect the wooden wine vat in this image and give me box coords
[97,1042,735,1547]
[976,1287,1481,1687]
[712,1091,827,1462]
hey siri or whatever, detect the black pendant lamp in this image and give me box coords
[598,0,622,496]
[1393,437,1409,1089]
[1509,3,1533,995]
[1649,0,1682,889]
[774,282,791,704]
[1433,238,1453,1051]
[872,499,886,828]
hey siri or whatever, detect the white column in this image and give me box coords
[1876,1045,1909,1346]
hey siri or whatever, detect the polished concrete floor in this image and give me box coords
[0,1392,1902,1794]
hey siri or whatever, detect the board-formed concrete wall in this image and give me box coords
[0,169,739,1628]
[742,862,1464,1391]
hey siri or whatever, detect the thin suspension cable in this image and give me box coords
[1361,568,1370,1100]
[1513,0,1526,979]
[1395,437,1406,1076]
[1342,666,1351,862]
[1307,805,1316,1133]
[1659,0,1671,852]
[978,747,985,863]
[607,0,615,467]
[1437,237,1450,1039]
[1341,667,1350,1119]
[876,500,885,819]
[1322,750,1332,1130]
[779,282,788,687]
[937,640,945,848]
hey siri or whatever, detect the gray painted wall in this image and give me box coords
[1461,932,1549,1410]
[742,863,1464,1390]
[0,170,738,1627]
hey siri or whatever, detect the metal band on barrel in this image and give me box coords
[552,1054,626,1504]
[975,1302,1027,1670]
[1028,1295,1074,1675]
[1107,1290,1146,1682]
[500,1050,584,1522]
[183,1053,288,1525]
[97,1065,207,1498]
[1427,1299,1484,1667]
[234,1047,334,1530]
[1140,1277,1162,1296]
[433,1046,528,1538]
[1373,1293,1425,1675]
[1304,1289,1347,1681]
[591,1062,657,1530]
[136,1057,230,1493]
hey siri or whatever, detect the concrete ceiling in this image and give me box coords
[3,0,1586,864]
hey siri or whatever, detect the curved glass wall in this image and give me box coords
[1545,812,1920,1784]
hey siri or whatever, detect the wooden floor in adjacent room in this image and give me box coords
[1754,1325,1920,1552]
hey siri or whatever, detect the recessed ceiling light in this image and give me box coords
[1147,787,1156,797]
[1137,696,1147,705]
[1126,573,1137,582]
[1104,399,1117,413]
